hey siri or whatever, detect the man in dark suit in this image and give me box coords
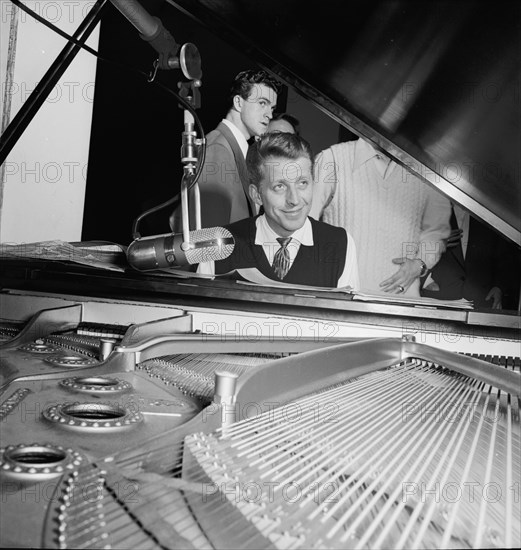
[170,69,281,231]
[198,132,360,289]
[422,205,520,310]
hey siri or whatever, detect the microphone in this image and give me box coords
[109,0,201,78]
[127,227,235,271]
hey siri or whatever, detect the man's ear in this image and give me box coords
[233,94,243,112]
[249,184,262,206]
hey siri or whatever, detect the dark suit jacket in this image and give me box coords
[422,217,520,309]
[170,122,254,231]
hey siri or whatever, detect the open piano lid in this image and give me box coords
[167,0,520,246]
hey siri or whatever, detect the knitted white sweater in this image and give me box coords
[311,140,451,296]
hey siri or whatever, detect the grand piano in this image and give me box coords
[0,1,519,548]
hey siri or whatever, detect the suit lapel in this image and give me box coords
[449,242,465,270]
[216,122,254,216]
[446,206,464,269]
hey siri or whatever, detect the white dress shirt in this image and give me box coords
[221,119,248,158]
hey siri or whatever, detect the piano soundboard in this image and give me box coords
[0,290,519,548]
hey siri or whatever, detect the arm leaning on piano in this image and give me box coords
[337,231,360,290]
[387,186,451,293]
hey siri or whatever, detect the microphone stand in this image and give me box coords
[178,80,203,249]
[126,76,237,271]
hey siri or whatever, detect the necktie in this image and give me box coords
[272,237,292,280]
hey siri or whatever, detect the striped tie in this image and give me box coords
[272,237,292,280]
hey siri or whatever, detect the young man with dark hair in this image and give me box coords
[199,132,360,289]
[170,69,281,231]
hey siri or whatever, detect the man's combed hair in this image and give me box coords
[246,132,314,188]
[229,69,281,105]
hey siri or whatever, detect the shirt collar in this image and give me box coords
[222,119,249,158]
[255,215,314,246]
[353,138,388,170]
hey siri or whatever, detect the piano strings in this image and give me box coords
[179,358,519,549]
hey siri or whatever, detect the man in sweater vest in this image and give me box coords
[198,132,360,289]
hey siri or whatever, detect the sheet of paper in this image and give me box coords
[235,268,473,309]
[352,290,473,309]
[235,268,353,292]
[0,240,127,272]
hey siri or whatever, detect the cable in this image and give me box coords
[8,0,207,239]
[130,127,207,240]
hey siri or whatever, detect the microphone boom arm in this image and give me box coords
[109,0,179,69]
[109,0,203,81]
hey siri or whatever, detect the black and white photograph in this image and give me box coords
[0,0,520,548]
